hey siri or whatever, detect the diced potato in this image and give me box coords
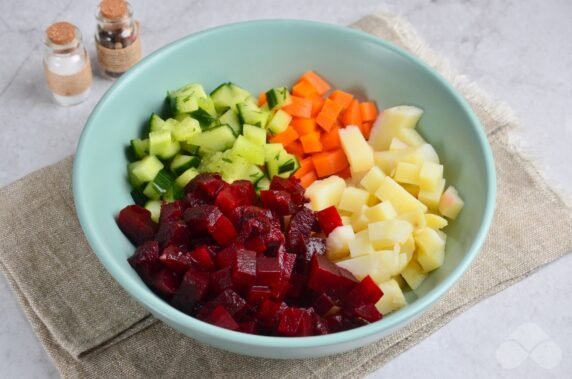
[336,255,371,280]
[401,260,427,290]
[439,186,464,219]
[397,208,427,229]
[341,216,352,226]
[350,205,370,232]
[418,178,446,211]
[370,250,400,282]
[436,229,447,244]
[425,214,448,229]
[395,252,410,273]
[368,219,413,250]
[375,279,407,315]
[368,106,424,150]
[359,166,386,194]
[401,184,420,197]
[326,225,355,261]
[419,162,444,191]
[414,227,445,272]
[366,194,380,206]
[393,162,420,185]
[365,201,397,222]
[400,235,415,261]
[392,274,408,290]
[349,166,368,187]
[305,176,346,211]
[339,126,374,173]
[373,148,415,175]
[389,137,409,150]
[375,176,428,214]
[397,128,426,147]
[338,187,370,213]
[404,144,440,165]
[348,229,374,257]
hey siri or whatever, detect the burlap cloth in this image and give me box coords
[1,12,571,379]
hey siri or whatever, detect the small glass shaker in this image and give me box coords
[95,0,141,79]
[43,22,92,106]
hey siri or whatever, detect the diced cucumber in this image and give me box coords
[191,97,218,128]
[243,124,267,145]
[143,169,174,200]
[130,138,149,159]
[264,143,285,162]
[168,83,208,114]
[158,140,180,160]
[180,142,200,155]
[218,109,242,135]
[170,154,201,175]
[267,150,299,179]
[188,124,237,152]
[130,155,164,183]
[149,130,172,156]
[130,188,147,206]
[149,113,168,132]
[278,158,298,174]
[221,155,264,183]
[265,87,292,110]
[229,83,252,100]
[244,164,265,183]
[267,109,292,134]
[210,83,252,113]
[237,101,269,128]
[172,117,201,142]
[175,167,199,188]
[231,135,265,165]
[255,176,271,191]
[128,165,144,188]
[164,185,184,202]
[145,200,162,223]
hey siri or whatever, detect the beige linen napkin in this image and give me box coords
[1,11,571,379]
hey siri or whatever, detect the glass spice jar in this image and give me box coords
[43,21,92,106]
[95,0,141,79]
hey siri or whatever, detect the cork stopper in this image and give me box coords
[46,21,76,45]
[100,0,128,20]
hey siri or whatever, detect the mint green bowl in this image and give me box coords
[73,20,495,359]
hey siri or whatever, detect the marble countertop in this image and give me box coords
[1,0,570,377]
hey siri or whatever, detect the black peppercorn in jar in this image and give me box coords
[95,0,141,79]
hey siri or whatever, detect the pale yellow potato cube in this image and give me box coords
[439,186,464,219]
[392,274,408,289]
[436,229,447,244]
[350,205,370,232]
[400,235,415,261]
[375,176,428,213]
[336,255,371,280]
[375,279,407,315]
[368,106,424,150]
[349,166,367,187]
[370,250,400,282]
[341,216,352,226]
[368,219,413,250]
[398,208,427,229]
[348,229,374,257]
[400,260,427,290]
[425,214,448,229]
[393,162,420,185]
[365,201,397,222]
[366,194,380,207]
[418,178,446,211]
[360,166,386,194]
[339,126,374,173]
[305,176,346,211]
[397,127,426,147]
[415,227,445,272]
[402,184,420,197]
[389,137,409,150]
[338,187,370,213]
[419,162,444,191]
[373,148,415,175]
[404,144,440,165]
[395,252,410,273]
[326,225,355,261]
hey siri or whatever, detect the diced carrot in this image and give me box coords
[329,90,354,111]
[291,118,317,135]
[300,71,331,95]
[292,80,318,98]
[282,96,312,118]
[316,98,343,132]
[359,102,378,122]
[360,122,373,139]
[337,166,352,179]
[269,126,299,146]
[294,157,314,178]
[321,126,341,151]
[340,99,362,127]
[299,170,317,188]
[310,95,325,117]
[258,92,266,106]
[312,149,349,178]
[285,140,305,157]
[300,132,323,154]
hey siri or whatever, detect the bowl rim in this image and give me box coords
[73,19,496,349]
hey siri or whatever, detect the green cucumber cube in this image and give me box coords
[144,200,162,223]
[175,168,199,188]
[243,124,267,146]
[232,135,265,165]
[149,130,172,157]
[130,155,164,183]
[267,109,292,134]
[172,117,201,141]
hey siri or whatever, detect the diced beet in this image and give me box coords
[232,249,257,289]
[247,285,272,305]
[159,200,186,224]
[203,305,239,331]
[257,299,287,331]
[149,268,182,298]
[183,204,222,235]
[189,245,216,271]
[244,236,267,253]
[171,268,210,313]
[286,272,307,299]
[307,255,358,300]
[185,191,209,208]
[128,240,161,282]
[160,244,194,272]
[269,176,306,207]
[185,173,227,199]
[277,307,312,337]
[286,207,316,255]
[118,205,157,246]
[315,206,343,236]
[156,220,190,248]
[302,237,326,262]
[353,304,383,323]
[260,190,297,216]
[210,267,233,295]
[325,314,345,333]
[215,180,256,216]
[342,275,383,311]
[228,205,270,230]
[256,255,281,287]
[200,289,247,319]
[208,215,237,246]
[239,320,258,334]
[312,293,337,316]
[278,250,296,281]
[263,220,286,251]
[313,313,330,335]
[215,244,237,269]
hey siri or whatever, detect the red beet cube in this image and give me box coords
[215,180,256,216]
[208,215,237,246]
[232,249,257,288]
[315,206,343,236]
[342,275,383,310]
[118,205,157,246]
[149,268,182,298]
[210,267,233,295]
[160,244,194,272]
[239,321,258,334]
[286,207,316,255]
[128,240,161,282]
[257,299,287,330]
[302,237,326,262]
[244,236,267,253]
[185,191,209,208]
[201,289,247,319]
[204,305,239,331]
[183,204,222,234]
[215,244,238,269]
[189,245,216,271]
[325,314,345,333]
[312,313,330,335]
[256,256,281,287]
[171,267,210,313]
[229,205,274,230]
[260,190,297,216]
[247,285,272,305]
[185,173,227,199]
[353,304,383,323]
[308,255,358,300]
[312,293,337,316]
[159,200,186,224]
[277,307,312,336]
[269,176,306,207]
[156,220,190,248]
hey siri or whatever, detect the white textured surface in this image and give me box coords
[0,0,570,378]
